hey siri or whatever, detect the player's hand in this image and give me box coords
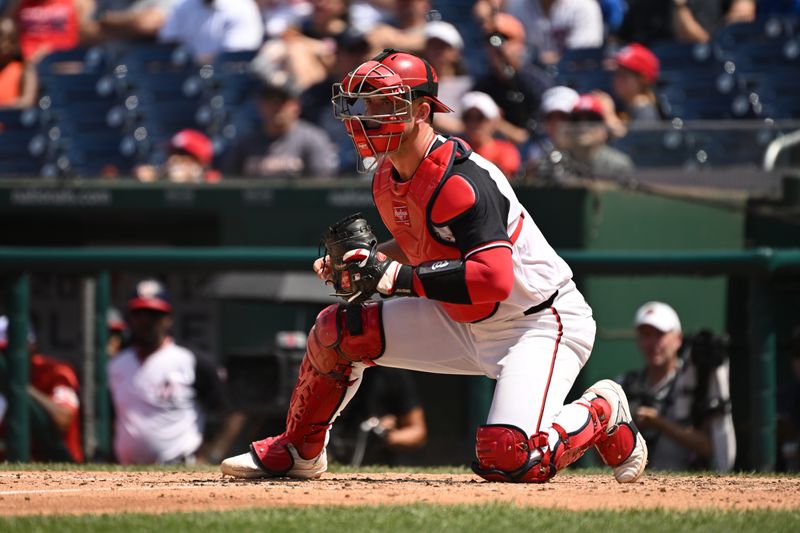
[313,255,333,283]
[634,406,660,430]
[342,248,405,297]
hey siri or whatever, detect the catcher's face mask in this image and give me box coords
[332,49,452,172]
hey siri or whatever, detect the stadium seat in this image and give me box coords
[727,39,800,73]
[613,128,699,168]
[555,47,609,74]
[692,128,779,168]
[56,131,139,177]
[115,43,194,74]
[713,17,792,49]
[555,69,613,95]
[38,72,120,109]
[651,42,730,73]
[0,110,46,176]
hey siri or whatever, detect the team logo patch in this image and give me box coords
[392,201,411,226]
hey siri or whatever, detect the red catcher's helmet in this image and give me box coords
[332,48,452,170]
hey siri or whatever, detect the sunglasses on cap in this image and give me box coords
[487,32,510,48]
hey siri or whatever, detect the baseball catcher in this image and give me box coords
[222,48,648,483]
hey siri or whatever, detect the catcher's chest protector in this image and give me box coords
[373,140,462,265]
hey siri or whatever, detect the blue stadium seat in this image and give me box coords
[38,72,120,108]
[555,69,613,94]
[125,71,204,105]
[692,128,780,168]
[0,109,48,176]
[613,129,699,168]
[713,17,792,49]
[728,39,800,73]
[57,131,139,177]
[36,46,110,81]
[555,47,609,74]
[651,42,731,73]
[115,43,194,74]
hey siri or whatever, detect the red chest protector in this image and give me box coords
[373,138,497,323]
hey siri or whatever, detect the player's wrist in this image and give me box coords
[378,262,416,297]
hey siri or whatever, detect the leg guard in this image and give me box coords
[249,302,384,475]
[472,396,612,483]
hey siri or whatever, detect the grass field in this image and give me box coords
[0,464,798,533]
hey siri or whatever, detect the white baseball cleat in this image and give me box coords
[585,379,648,483]
[220,444,327,480]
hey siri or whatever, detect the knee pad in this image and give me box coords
[472,399,610,483]
[307,302,385,377]
[472,424,554,483]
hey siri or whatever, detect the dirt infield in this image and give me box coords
[0,470,797,516]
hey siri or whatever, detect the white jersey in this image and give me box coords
[109,339,210,464]
[467,150,573,321]
[158,0,264,59]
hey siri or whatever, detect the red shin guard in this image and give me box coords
[250,303,384,473]
[472,397,613,483]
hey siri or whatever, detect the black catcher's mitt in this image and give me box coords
[321,213,388,302]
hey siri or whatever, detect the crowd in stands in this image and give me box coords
[0,0,798,180]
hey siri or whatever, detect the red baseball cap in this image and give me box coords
[128,279,172,314]
[572,94,605,118]
[170,129,213,167]
[614,43,660,84]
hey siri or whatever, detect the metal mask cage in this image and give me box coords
[331,82,414,126]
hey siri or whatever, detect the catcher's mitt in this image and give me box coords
[321,213,387,302]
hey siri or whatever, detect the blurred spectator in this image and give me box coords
[108,279,233,464]
[297,0,349,41]
[0,315,84,463]
[260,0,312,40]
[134,129,221,183]
[598,0,625,35]
[758,0,800,17]
[89,0,180,43]
[0,17,36,107]
[777,325,800,472]
[300,25,370,174]
[561,93,633,179]
[222,79,338,178]
[619,302,736,472]
[460,91,521,179]
[158,0,263,63]
[609,43,662,124]
[616,0,753,46]
[366,0,431,54]
[9,0,95,61]
[473,11,553,145]
[530,0,604,65]
[328,366,427,466]
[422,20,472,135]
[474,0,603,66]
[106,306,127,358]
[526,85,578,178]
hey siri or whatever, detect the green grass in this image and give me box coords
[1,505,799,533]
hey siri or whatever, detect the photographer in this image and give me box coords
[618,301,736,472]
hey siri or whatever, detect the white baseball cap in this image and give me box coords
[461,91,500,120]
[634,302,682,333]
[541,86,580,116]
[424,21,464,50]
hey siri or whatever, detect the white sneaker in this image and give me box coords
[220,444,327,480]
[585,379,648,483]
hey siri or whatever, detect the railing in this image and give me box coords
[3,247,800,469]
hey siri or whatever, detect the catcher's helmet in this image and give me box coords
[332,49,452,170]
